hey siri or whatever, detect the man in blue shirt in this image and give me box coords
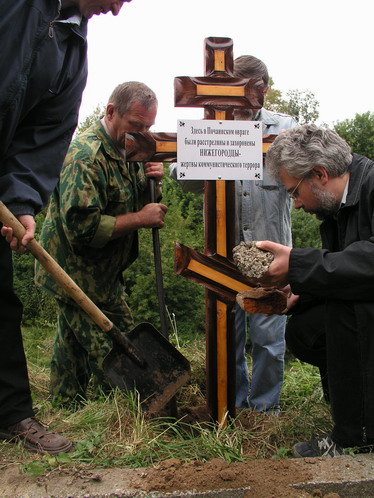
[233,56,297,412]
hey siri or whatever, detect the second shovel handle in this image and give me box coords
[149,178,169,338]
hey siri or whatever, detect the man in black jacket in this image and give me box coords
[253,124,374,457]
[0,0,132,454]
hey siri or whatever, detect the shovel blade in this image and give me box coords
[103,322,190,414]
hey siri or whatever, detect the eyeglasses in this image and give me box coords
[287,176,305,200]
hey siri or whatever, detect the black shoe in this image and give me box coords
[293,435,344,458]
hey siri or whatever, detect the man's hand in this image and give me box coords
[144,162,164,182]
[111,203,168,238]
[286,291,300,312]
[279,284,300,314]
[0,214,36,253]
[137,202,167,228]
[254,240,292,288]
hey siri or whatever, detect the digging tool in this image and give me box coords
[0,201,190,414]
[103,178,179,416]
[150,178,178,417]
[149,178,168,338]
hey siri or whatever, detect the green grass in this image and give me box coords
[0,326,332,476]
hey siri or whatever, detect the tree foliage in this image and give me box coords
[13,212,57,326]
[76,104,105,135]
[265,78,319,124]
[291,208,321,249]
[334,111,374,160]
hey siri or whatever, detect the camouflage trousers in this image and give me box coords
[50,297,134,405]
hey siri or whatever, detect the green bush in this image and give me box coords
[13,211,57,326]
[291,207,321,249]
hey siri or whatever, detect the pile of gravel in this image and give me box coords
[232,241,274,279]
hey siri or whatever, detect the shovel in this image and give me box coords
[150,177,178,416]
[103,178,179,416]
[0,202,190,414]
[149,178,168,338]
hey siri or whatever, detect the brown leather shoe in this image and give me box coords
[0,417,72,454]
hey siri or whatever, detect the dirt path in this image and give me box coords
[3,454,374,497]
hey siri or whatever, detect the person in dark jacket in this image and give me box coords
[0,0,132,455]
[252,124,374,458]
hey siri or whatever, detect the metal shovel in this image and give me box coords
[102,178,179,415]
[0,202,190,414]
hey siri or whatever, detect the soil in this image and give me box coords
[2,406,373,497]
[0,457,334,498]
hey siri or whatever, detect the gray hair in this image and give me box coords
[107,81,157,116]
[234,55,269,86]
[266,124,352,181]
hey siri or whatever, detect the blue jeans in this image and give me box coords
[235,305,286,410]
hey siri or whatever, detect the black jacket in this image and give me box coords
[0,0,88,216]
[290,154,374,300]
[289,154,374,443]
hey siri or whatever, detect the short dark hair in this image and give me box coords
[234,55,269,86]
[108,81,157,116]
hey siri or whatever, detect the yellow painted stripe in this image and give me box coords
[217,299,227,426]
[155,141,176,152]
[187,259,251,292]
[214,110,226,120]
[196,84,245,97]
[214,50,225,71]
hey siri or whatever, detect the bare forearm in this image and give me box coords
[110,203,167,240]
[111,212,143,239]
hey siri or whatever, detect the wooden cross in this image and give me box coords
[126,37,272,424]
[175,37,266,424]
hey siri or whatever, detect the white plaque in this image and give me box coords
[176,119,263,180]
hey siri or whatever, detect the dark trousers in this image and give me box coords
[0,233,34,427]
[286,301,374,448]
[286,303,329,401]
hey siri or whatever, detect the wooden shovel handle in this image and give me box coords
[0,202,113,331]
[0,201,145,366]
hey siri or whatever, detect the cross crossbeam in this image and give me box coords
[174,242,253,301]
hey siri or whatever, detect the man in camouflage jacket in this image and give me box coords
[35,82,166,405]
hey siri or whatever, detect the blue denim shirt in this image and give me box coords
[169,108,298,246]
[237,109,297,246]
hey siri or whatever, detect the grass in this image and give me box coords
[0,325,332,476]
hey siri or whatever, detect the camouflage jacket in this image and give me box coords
[35,120,147,306]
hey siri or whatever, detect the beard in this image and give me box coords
[307,182,341,220]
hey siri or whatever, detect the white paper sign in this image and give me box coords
[176,119,263,180]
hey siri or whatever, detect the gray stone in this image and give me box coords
[232,241,274,279]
